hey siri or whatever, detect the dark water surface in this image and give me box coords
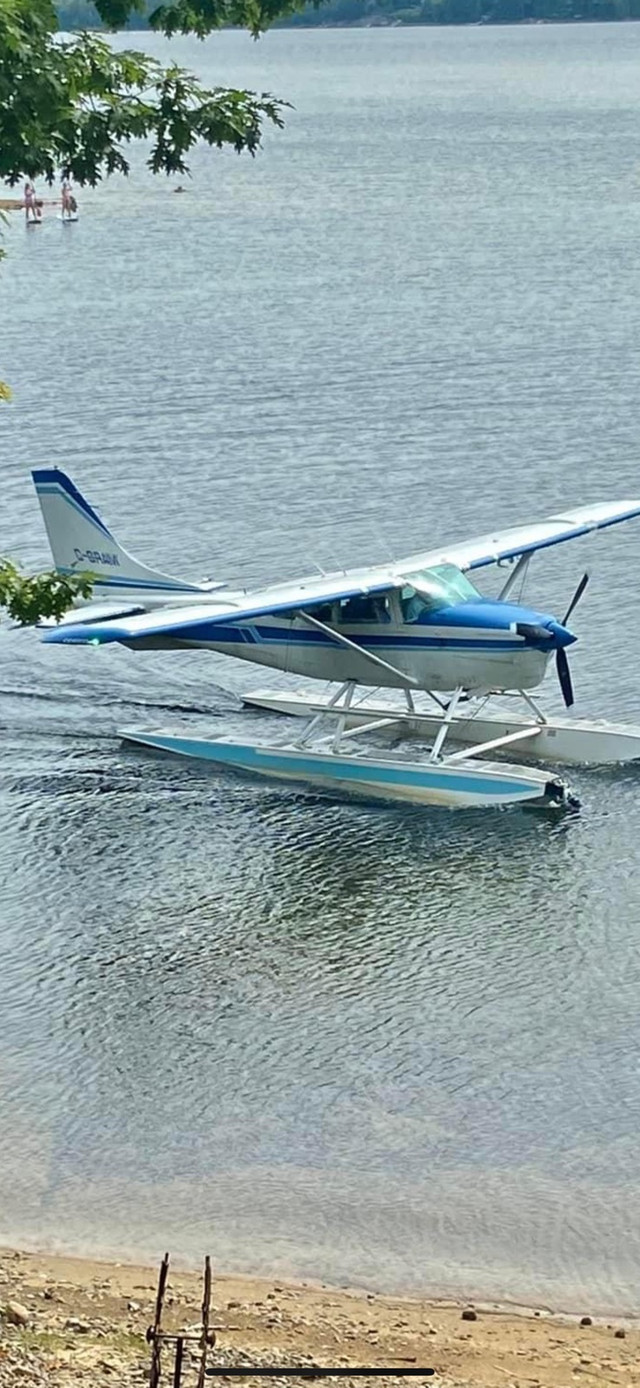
[2,22,640,1312]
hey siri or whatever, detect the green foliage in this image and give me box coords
[0,560,94,625]
[95,0,305,36]
[56,1,149,26]
[0,0,291,188]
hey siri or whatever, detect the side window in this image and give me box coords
[311,603,334,623]
[338,595,389,624]
[373,596,392,623]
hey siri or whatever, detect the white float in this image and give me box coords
[120,723,574,810]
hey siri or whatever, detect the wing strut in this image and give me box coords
[297,611,419,686]
[497,554,531,603]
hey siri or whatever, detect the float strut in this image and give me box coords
[430,687,464,762]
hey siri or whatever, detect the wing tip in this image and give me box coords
[42,625,121,645]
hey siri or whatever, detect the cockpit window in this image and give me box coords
[399,564,480,623]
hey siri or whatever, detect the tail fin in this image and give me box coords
[32,469,205,598]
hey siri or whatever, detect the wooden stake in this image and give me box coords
[149,1253,170,1388]
[196,1255,213,1388]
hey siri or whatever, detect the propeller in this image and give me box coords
[561,571,589,627]
[556,646,575,709]
[555,572,589,709]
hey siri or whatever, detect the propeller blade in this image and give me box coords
[556,646,575,708]
[562,572,589,627]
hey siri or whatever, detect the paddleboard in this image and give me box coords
[58,213,79,223]
[26,217,42,226]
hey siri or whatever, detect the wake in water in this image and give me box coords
[0,684,238,717]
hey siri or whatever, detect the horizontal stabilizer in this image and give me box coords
[37,601,147,630]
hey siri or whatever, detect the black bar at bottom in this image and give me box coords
[173,1337,185,1388]
[205,1369,435,1379]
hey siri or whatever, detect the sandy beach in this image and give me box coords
[0,1247,637,1387]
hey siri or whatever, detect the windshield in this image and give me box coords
[399,564,481,622]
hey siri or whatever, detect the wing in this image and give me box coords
[41,498,640,646]
[417,501,640,572]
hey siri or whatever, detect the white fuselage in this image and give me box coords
[160,613,551,693]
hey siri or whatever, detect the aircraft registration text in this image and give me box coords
[74,548,120,567]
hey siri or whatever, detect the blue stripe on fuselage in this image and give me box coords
[177,599,559,652]
[182,622,526,652]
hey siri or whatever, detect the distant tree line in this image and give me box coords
[55,0,640,26]
[286,0,640,21]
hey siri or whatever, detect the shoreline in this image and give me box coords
[0,199,56,211]
[0,1245,637,1388]
[54,15,640,27]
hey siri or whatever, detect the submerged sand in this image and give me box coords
[0,1246,638,1386]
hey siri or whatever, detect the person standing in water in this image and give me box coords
[24,179,40,224]
[61,175,73,220]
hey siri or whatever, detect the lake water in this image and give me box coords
[2,20,640,1314]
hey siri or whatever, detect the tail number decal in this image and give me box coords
[74,548,120,567]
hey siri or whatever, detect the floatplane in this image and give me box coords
[31,467,640,811]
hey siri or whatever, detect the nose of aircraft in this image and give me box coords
[547,619,577,650]
[511,610,578,707]
[515,617,577,650]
